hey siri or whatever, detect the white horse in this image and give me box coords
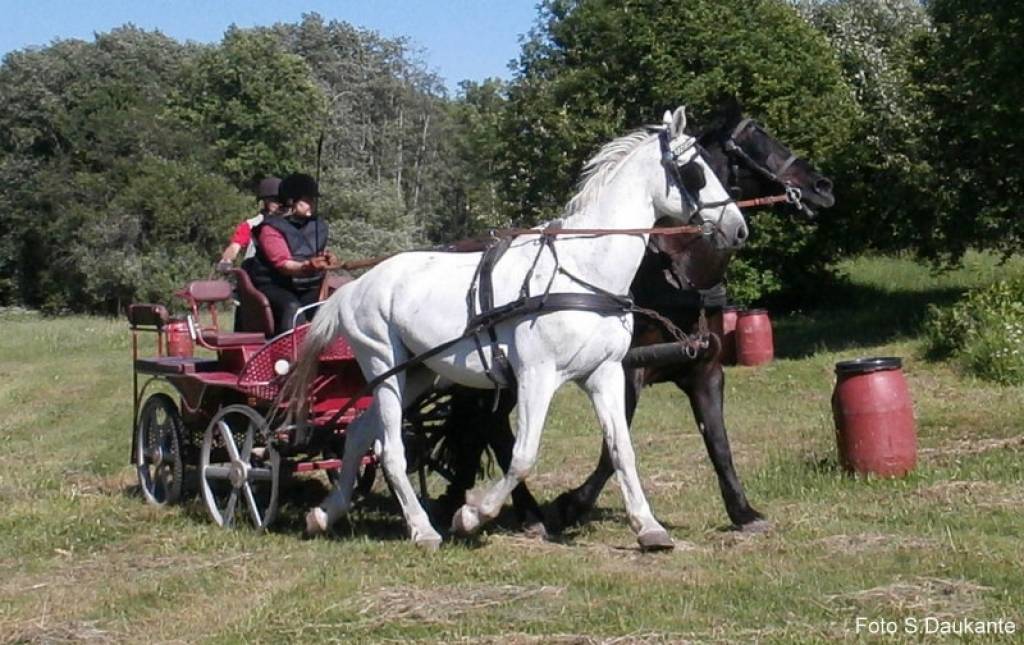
[292,107,748,550]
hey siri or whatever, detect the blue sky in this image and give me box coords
[0,0,539,92]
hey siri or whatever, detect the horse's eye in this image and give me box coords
[679,162,706,194]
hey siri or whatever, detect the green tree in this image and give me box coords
[795,0,944,258]
[0,27,229,312]
[268,14,447,248]
[429,78,510,242]
[918,0,1024,260]
[171,27,326,187]
[498,0,859,302]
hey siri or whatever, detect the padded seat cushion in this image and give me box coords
[201,331,267,348]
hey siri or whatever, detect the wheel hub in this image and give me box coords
[147,446,164,466]
[228,460,249,488]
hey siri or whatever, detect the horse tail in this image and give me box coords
[282,289,349,424]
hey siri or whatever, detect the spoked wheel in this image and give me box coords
[200,405,280,530]
[402,390,457,499]
[135,393,185,506]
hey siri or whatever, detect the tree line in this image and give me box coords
[0,1,1019,313]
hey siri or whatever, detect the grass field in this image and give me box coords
[1,253,1022,643]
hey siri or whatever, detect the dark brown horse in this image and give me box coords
[422,106,835,536]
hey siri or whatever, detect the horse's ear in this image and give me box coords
[671,106,687,138]
[723,95,743,121]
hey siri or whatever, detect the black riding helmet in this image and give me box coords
[278,173,319,205]
[257,176,282,201]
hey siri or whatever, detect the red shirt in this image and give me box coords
[230,220,253,246]
[257,225,294,269]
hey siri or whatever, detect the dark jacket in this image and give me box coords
[248,214,329,291]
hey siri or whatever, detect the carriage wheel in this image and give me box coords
[135,393,185,506]
[402,390,456,499]
[199,405,280,530]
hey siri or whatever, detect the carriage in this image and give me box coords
[127,273,415,530]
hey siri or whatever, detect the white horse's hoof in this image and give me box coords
[414,534,443,551]
[305,507,328,536]
[451,504,482,536]
[637,528,675,552]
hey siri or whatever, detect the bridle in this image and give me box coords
[658,126,735,241]
[721,118,808,215]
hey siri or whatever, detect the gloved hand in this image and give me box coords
[308,255,331,271]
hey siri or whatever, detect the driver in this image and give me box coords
[247,173,336,333]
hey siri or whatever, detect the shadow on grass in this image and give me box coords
[773,281,966,359]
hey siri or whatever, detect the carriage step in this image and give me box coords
[294,454,377,473]
[134,357,219,375]
[295,459,342,473]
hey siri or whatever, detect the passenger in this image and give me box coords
[247,173,336,333]
[218,176,282,271]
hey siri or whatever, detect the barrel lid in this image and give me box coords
[739,308,768,316]
[835,356,902,375]
[722,304,743,312]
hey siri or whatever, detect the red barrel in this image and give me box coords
[736,309,773,366]
[832,357,917,477]
[165,319,194,358]
[719,305,741,365]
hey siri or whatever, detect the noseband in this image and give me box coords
[722,118,807,213]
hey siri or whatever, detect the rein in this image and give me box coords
[333,224,703,271]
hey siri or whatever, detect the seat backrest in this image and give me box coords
[231,268,275,337]
[185,280,233,304]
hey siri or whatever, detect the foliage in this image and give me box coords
[924,276,1024,385]
[916,0,1024,261]
[0,18,452,312]
[497,0,859,303]
[267,14,447,245]
[0,27,248,313]
[323,167,423,260]
[794,0,944,258]
[429,79,512,241]
[171,27,325,187]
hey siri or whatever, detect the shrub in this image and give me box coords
[924,277,1024,385]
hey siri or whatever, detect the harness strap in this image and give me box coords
[471,238,515,388]
[315,291,634,432]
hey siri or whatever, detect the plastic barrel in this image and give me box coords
[719,305,742,365]
[831,357,917,477]
[165,319,194,358]
[736,309,773,366]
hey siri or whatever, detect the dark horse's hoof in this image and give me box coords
[550,490,593,533]
[637,528,675,552]
[522,520,549,541]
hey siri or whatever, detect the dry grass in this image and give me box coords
[814,532,937,554]
[827,576,993,617]
[916,480,1024,510]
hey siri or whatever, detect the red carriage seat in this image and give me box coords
[178,278,268,348]
[230,268,276,337]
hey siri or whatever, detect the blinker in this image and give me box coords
[679,161,706,195]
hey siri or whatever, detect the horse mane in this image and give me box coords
[565,129,657,215]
